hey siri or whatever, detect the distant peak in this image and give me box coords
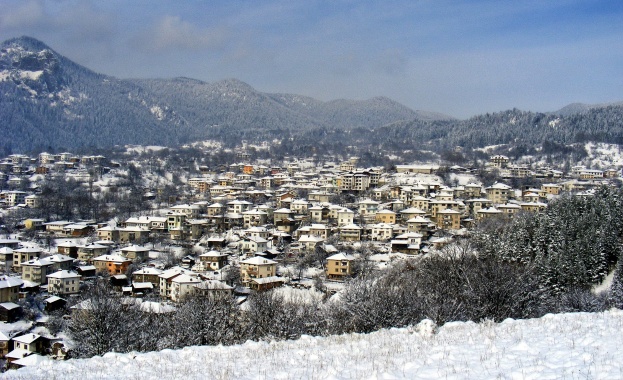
[216,78,254,89]
[1,36,51,52]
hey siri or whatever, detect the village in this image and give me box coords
[0,146,620,370]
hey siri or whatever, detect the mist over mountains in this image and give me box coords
[1,36,622,153]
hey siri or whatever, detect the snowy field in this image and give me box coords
[5,309,623,380]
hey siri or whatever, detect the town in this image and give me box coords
[0,143,620,369]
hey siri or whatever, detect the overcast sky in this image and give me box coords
[1,0,622,118]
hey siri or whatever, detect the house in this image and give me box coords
[92,254,131,275]
[242,209,269,228]
[24,218,45,230]
[358,199,380,217]
[497,203,522,217]
[96,225,120,242]
[520,202,547,213]
[326,253,355,280]
[78,243,109,262]
[0,331,14,358]
[391,232,423,255]
[0,247,13,266]
[158,267,194,299]
[57,241,79,258]
[464,198,494,218]
[309,205,330,223]
[399,207,426,222]
[121,245,150,261]
[240,257,277,287]
[44,296,67,313]
[340,224,362,241]
[170,274,201,302]
[124,216,168,232]
[436,209,461,230]
[9,353,50,370]
[0,302,21,322]
[429,200,463,219]
[248,276,284,291]
[198,251,228,271]
[0,239,20,249]
[290,199,310,214]
[194,280,234,298]
[132,267,163,286]
[12,247,42,271]
[371,223,394,241]
[132,282,154,296]
[119,227,150,244]
[476,207,504,221]
[21,258,57,285]
[76,265,97,278]
[11,333,46,356]
[0,276,23,303]
[489,155,509,168]
[336,208,355,226]
[541,183,562,196]
[485,183,513,204]
[47,270,81,296]
[240,237,269,255]
[375,209,396,224]
[43,221,73,236]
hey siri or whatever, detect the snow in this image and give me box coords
[0,69,43,81]
[584,142,623,169]
[6,310,623,379]
[150,105,165,120]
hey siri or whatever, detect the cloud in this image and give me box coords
[135,15,228,52]
[0,0,117,51]
[0,0,46,30]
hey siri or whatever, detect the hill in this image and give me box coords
[1,36,441,152]
[5,310,623,379]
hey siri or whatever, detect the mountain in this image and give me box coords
[2,36,622,154]
[553,101,623,116]
[0,36,195,153]
[1,36,442,152]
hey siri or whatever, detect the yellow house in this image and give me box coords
[240,257,277,287]
[24,219,45,230]
[375,210,396,224]
[326,253,355,280]
[485,183,512,204]
[541,184,561,196]
[436,209,461,230]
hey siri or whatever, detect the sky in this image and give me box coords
[1,0,622,119]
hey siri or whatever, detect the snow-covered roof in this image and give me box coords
[13,333,41,344]
[0,276,23,289]
[47,270,80,279]
[241,256,277,265]
[326,253,355,261]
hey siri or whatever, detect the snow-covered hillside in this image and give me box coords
[6,310,623,379]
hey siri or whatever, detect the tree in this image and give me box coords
[67,279,137,357]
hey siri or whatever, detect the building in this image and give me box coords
[91,255,131,275]
[485,183,513,204]
[0,276,23,303]
[240,257,277,287]
[47,270,81,296]
[326,253,355,280]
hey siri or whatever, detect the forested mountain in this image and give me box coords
[1,36,622,154]
[553,101,623,117]
[0,36,439,152]
[0,36,195,153]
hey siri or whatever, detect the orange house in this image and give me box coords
[91,255,131,275]
[243,165,254,174]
